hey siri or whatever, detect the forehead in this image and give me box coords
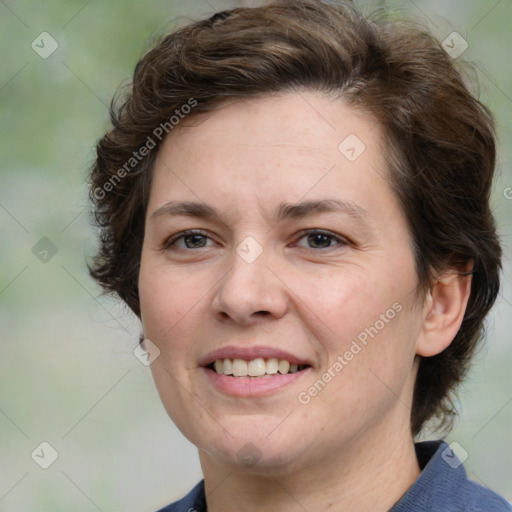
[148,91,395,223]
[165,92,380,160]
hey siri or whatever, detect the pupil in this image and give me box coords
[186,235,206,248]
[308,233,331,248]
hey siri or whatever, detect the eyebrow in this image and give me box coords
[276,199,370,223]
[151,201,218,220]
[150,198,371,225]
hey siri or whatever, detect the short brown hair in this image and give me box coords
[89,0,501,435]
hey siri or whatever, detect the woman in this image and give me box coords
[89,1,510,510]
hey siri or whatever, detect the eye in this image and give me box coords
[165,230,215,250]
[294,229,347,249]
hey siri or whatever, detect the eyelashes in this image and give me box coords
[164,229,349,251]
[163,229,210,249]
[293,229,348,250]
[163,230,213,250]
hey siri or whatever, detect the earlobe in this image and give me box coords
[416,268,473,358]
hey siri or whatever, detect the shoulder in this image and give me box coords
[432,441,510,512]
[460,479,511,512]
[155,481,206,512]
[391,440,511,512]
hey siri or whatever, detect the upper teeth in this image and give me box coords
[213,358,303,377]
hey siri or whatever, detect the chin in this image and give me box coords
[195,420,313,474]
[207,443,306,475]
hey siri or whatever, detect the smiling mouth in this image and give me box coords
[208,357,310,377]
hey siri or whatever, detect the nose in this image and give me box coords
[211,245,289,326]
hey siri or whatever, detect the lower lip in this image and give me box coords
[203,367,309,397]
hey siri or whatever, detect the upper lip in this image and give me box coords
[199,345,312,367]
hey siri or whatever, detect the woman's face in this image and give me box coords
[139,92,424,472]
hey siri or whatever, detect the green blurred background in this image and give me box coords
[1,0,511,510]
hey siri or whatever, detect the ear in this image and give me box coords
[416,266,473,357]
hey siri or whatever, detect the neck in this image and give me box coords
[200,416,421,512]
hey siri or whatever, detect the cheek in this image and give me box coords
[139,263,208,435]
[295,262,419,392]
[139,260,204,337]
[295,268,396,348]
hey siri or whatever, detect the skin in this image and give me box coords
[138,91,471,512]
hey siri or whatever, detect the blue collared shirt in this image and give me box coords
[156,440,510,511]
